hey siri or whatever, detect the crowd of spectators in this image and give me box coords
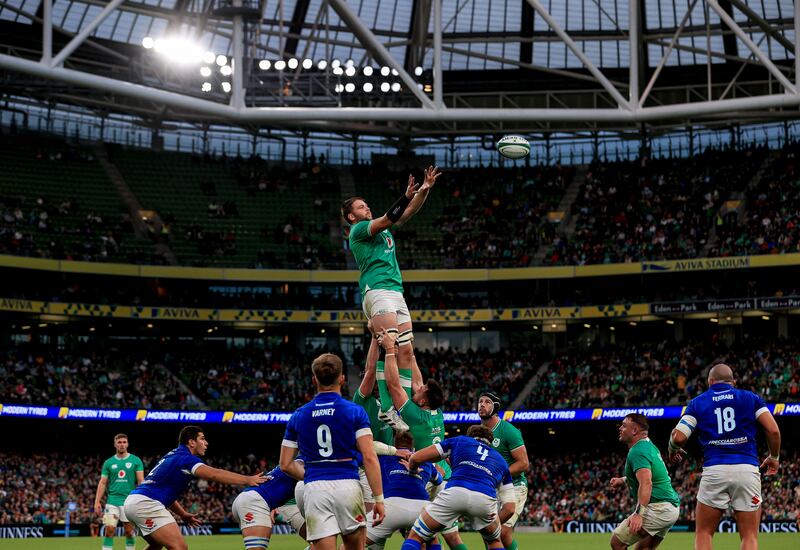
[544,146,769,265]
[2,449,797,527]
[527,338,800,409]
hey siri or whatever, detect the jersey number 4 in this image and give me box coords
[713,407,737,434]
[476,446,489,461]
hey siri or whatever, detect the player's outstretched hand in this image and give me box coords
[376,328,398,351]
[404,174,421,199]
[94,502,103,516]
[420,165,442,191]
[609,477,626,488]
[372,502,386,527]
[248,473,269,486]
[760,455,779,476]
[181,513,202,528]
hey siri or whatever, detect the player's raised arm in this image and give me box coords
[194,464,267,487]
[395,166,441,227]
[377,329,410,410]
[366,174,420,236]
[757,409,781,475]
[358,325,380,399]
[408,443,444,471]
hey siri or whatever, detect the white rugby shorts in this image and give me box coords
[362,289,411,325]
[303,479,366,541]
[698,464,762,512]
[367,497,428,544]
[231,491,272,530]
[102,503,128,528]
[123,494,176,537]
[500,484,528,528]
[613,502,679,545]
[426,486,498,532]
[275,502,305,533]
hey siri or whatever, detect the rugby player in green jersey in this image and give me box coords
[377,328,468,550]
[478,392,530,550]
[342,166,442,427]
[609,413,680,550]
[94,434,144,550]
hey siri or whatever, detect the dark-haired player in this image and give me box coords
[94,433,144,550]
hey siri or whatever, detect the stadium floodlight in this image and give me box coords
[258,59,271,70]
[142,37,154,49]
[200,66,212,77]
[203,51,216,64]
[345,82,356,93]
[345,59,354,67]
[221,82,232,93]
[150,38,204,64]
[287,58,299,69]
[380,82,390,92]
[317,59,328,70]
[391,68,399,76]
[274,60,286,71]
[153,39,167,53]
[363,82,373,92]
[302,58,313,69]
[391,82,401,92]
[334,84,344,93]
[331,59,341,68]
[380,66,390,76]
[333,66,344,75]
[345,66,356,77]
[201,82,212,92]
[363,66,373,76]
[220,65,233,76]
[414,66,423,76]
[416,83,424,90]
[216,54,228,66]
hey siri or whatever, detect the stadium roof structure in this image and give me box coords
[0,0,798,138]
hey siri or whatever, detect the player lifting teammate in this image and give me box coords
[94,433,144,550]
[342,166,442,427]
[124,426,266,550]
[478,392,529,550]
[668,363,782,550]
[279,353,385,550]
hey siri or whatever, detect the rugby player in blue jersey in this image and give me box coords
[668,363,782,550]
[124,426,267,550]
[400,425,516,550]
[365,430,443,550]
[279,352,385,550]
[231,460,305,550]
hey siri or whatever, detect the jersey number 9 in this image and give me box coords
[317,424,333,457]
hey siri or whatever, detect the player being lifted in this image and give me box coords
[342,166,442,426]
[378,329,468,550]
[608,413,680,550]
[478,392,530,550]
[94,433,144,550]
[279,353,385,550]
[668,363,782,550]
[401,425,516,550]
[124,426,266,550]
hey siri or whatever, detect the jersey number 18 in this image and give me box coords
[713,407,736,434]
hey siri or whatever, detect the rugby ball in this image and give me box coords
[497,135,530,160]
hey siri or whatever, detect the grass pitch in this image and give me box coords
[0,533,796,549]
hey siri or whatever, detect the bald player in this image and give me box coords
[668,363,782,550]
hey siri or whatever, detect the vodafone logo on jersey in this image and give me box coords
[117,470,126,478]
[382,232,394,249]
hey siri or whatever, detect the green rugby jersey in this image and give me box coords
[101,454,144,506]
[624,438,680,508]
[398,399,451,479]
[489,418,528,487]
[349,220,403,297]
[353,389,395,445]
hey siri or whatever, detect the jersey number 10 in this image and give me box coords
[713,407,736,434]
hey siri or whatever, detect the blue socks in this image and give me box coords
[400,539,423,550]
